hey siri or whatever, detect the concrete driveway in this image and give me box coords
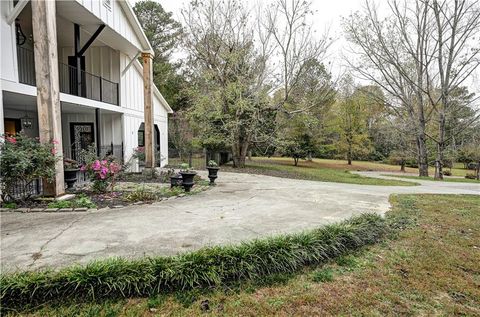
[1,171,479,272]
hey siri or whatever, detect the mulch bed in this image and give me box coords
[1,179,210,212]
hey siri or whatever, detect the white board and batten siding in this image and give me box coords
[61,113,123,148]
[0,1,18,83]
[120,53,170,167]
[75,0,143,51]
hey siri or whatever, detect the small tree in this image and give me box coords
[0,134,58,202]
[278,135,315,166]
[334,79,372,165]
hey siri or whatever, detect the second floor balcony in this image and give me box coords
[17,45,119,106]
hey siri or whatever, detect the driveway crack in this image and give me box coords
[28,214,87,268]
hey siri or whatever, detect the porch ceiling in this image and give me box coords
[3,91,121,115]
[56,1,140,57]
[61,101,122,115]
[2,91,36,112]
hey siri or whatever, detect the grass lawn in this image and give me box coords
[383,174,480,184]
[222,157,418,186]
[13,194,480,316]
[256,157,471,177]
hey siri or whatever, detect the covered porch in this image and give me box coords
[2,91,124,166]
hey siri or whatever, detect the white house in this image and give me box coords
[0,0,173,196]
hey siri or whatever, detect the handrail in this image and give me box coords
[16,45,119,106]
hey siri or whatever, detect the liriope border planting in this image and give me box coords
[0,213,388,312]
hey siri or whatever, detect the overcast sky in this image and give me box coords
[128,0,479,96]
[128,0,369,75]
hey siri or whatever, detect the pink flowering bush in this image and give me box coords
[133,146,146,163]
[0,133,58,201]
[81,159,122,193]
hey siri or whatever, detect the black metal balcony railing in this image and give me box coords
[17,45,36,86]
[17,45,119,106]
[58,63,119,105]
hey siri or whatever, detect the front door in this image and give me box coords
[4,118,21,136]
[70,123,94,162]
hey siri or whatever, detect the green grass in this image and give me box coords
[0,213,387,313]
[167,157,206,170]
[222,158,417,186]
[9,194,479,316]
[382,174,480,184]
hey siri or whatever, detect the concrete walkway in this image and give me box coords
[1,171,478,272]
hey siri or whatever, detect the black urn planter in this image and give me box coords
[179,171,197,192]
[64,168,80,189]
[170,174,183,188]
[206,166,220,185]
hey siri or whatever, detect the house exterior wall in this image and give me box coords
[1,0,171,168]
[74,0,143,51]
[0,1,18,84]
[120,54,169,167]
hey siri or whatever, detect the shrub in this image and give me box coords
[81,159,122,193]
[443,170,452,176]
[47,195,96,209]
[124,188,158,202]
[2,202,17,209]
[207,160,218,167]
[133,147,146,163]
[0,133,58,202]
[465,173,477,180]
[0,213,387,311]
[47,200,71,209]
[73,194,96,209]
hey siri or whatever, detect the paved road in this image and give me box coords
[1,171,478,272]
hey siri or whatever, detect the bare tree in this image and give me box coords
[343,0,433,176]
[265,0,332,111]
[428,0,480,179]
[181,0,332,167]
[181,0,271,168]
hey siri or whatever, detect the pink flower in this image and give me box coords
[92,160,101,170]
[109,162,121,174]
[51,148,57,155]
[6,136,17,144]
[51,139,59,144]
[80,165,86,172]
[101,166,108,175]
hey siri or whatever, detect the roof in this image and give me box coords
[119,0,154,55]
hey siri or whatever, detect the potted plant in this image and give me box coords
[64,158,80,189]
[170,173,183,188]
[206,160,220,185]
[179,163,196,192]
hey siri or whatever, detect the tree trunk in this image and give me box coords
[416,130,429,177]
[476,160,480,180]
[400,159,406,172]
[434,112,446,180]
[294,157,299,166]
[347,141,353,165]
[307,153,313,162]
[232,141,249,168]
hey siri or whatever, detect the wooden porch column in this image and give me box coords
[32,0,64,197]
[142,52,154,168]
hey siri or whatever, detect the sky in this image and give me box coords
[128,0,369,76]
[128,0,479,96]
